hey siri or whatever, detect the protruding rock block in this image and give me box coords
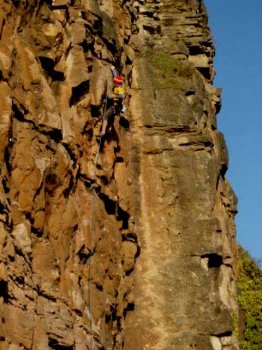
[52,0,71,7]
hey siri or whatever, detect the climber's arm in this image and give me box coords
[111,65,119,77]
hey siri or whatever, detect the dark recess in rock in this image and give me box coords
[203,253,223,268]
[70,80,90,106]
[48,339,74,350]
[0,281,9,303]
[39,57,65,81]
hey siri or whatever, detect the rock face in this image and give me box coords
[0,1,239,349]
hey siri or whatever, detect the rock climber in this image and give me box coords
[99,66,125,151]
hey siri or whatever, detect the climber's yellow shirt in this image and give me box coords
[113,86,125,97]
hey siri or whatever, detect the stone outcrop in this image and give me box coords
[0,0,239,349]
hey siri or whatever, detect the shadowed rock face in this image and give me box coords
[0,1,238,349]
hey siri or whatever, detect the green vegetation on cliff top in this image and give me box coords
[237,246,262,350]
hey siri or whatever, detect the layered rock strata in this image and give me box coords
[0,0,238,349]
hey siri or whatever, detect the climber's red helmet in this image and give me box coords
[113,75,123,85]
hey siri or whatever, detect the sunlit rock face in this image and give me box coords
[0,1,238,349]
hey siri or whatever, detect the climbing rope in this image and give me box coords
[87,68,126,347]
[88,87,108,348]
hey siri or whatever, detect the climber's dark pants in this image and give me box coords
[101,100,122,135]
[101,106,115,136]
[104,105,115,122]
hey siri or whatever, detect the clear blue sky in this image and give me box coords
[204,0,262,260]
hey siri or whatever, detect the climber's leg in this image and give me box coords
[101,106,114,136]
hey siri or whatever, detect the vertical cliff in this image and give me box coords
[0,0,239,349]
